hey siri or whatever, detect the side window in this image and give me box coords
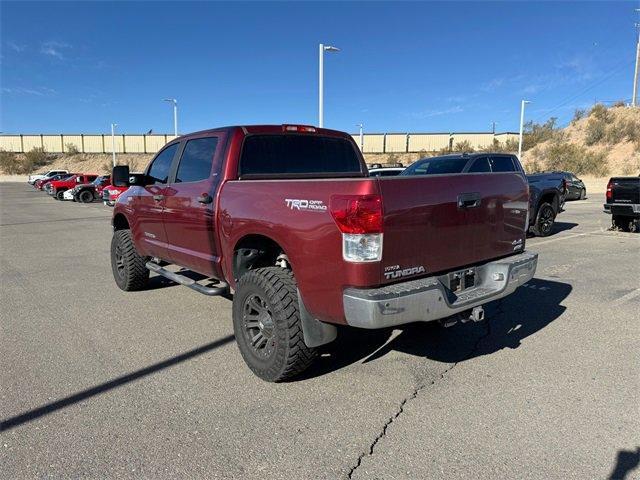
[489,156,516,172]
[175,137,219,183]
[468,157,491,173]
[148,143,179,184]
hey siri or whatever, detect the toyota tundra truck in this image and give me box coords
[110,125,538,382]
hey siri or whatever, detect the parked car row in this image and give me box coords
[27,169,125,206]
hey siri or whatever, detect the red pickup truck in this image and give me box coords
[110,125,538,381]
[48,173,99,200]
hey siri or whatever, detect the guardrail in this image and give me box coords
[0,132,519,154]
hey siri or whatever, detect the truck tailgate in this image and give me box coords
[377,173,529,284]
[611,177,640,204]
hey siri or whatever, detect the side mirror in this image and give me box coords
[112,165,130,187]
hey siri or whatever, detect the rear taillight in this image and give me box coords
[330,195,383,262]
[606,181,612,202]
[330,195,382,234]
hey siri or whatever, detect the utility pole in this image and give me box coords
[111,123,117,167]
[632,10,640,107]
[518,100,530,160]
[491,121,497,134]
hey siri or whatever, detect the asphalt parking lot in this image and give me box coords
[1,182,638,479]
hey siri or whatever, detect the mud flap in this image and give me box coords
[297,291,337,348]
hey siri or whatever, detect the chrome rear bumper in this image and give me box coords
[343,251,538,329]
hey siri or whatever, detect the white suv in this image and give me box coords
[28,170,69,185]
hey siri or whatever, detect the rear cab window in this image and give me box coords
[489,156,516,172]
[468,157,491,173]
[239,134,363,178]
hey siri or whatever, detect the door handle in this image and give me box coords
[153,194,164,202]
[457,193,481,209]
[197,193,213,204]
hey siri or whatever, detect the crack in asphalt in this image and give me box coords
[346,307,498,479]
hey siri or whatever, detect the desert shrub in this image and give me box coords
[453,140,474,152]
[65,143,80,155]
[414,149,430,162]
[590,103,610,122]
[22,147,50,173]
[571,108,586,124]
[504,138,519,152]
[386,152,398,164]
[619,119,640,143]
[522,117,560,151]
[541,142,609,176]
[605,121,627,144]
[584,118,606,145]
[0,150,20,174]
[481,139,503,152]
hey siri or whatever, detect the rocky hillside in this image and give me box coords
[522,104,640,176]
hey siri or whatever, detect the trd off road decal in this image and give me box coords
[284,199,327,212]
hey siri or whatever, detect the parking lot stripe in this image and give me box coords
[611,288,640,306]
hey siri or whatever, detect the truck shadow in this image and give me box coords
[527,221,578,238]
[301,278,571,379]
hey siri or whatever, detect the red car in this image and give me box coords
[35,173,74,190]
[109,125,537,381]
[48,174,99,200]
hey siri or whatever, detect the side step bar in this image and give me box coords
[146,262,229,296]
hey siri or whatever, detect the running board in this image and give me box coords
[146,262,229,296]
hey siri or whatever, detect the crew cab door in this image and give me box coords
[162,133,227,278]
[130,142,180,260]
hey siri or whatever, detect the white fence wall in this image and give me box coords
[0,132,520,154]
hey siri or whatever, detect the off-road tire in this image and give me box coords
[111,229,149,291]
[232,267,317,382]
[612,215,632,232]
[579,188,586,200]
[532,202,556,237]
[55,190,65,201]
[79,190,94,203]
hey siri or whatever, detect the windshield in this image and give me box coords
[401,156,469,176]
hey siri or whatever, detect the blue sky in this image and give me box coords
[0,1,637,135]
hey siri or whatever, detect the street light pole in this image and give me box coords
[518,100,530,160]
[356,123,364,150]
[111,123,117,167]
[164,98,178,136]
[318,43,339,128]
[632,12,639,107]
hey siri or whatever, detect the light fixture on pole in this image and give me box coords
[111,123,117,167]
[163,98,178,136]
[518,100,531,160]
[318,43,340,128]
[355,123,364,151]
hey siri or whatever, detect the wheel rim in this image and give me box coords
[82,192,91,202]
[242,294,276,358]
[114,243,125,278]
[540,207,554,234]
